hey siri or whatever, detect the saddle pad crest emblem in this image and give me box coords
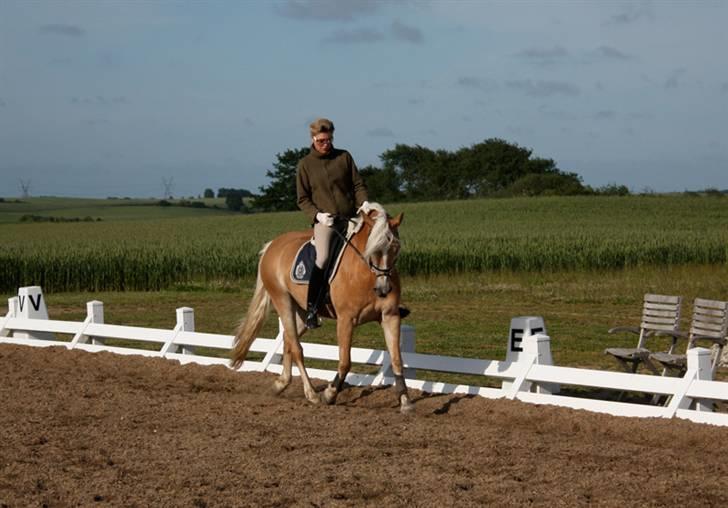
[295,260,307,280]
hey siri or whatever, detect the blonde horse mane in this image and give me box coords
[363,202,398,259]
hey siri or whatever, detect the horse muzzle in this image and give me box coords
[374,275,392,298]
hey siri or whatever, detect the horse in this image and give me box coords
[230,202,413,412]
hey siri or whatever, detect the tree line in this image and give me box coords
[246,138,628,213]
[199,138,629,212]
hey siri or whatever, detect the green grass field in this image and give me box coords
[2,195,728,292]
[2,195,727,380]
[0,196,234,224]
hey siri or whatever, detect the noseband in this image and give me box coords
[369,259,393,278]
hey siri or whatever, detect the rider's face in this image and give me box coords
[312,134,333,154]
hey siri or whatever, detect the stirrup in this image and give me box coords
[305,310,320,329]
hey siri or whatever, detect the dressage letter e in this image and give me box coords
[510,328,523,352]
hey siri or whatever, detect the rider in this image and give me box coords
[296,118,371,329]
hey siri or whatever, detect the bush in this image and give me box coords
[506,173,588,197]
[596,183,630,196]
[19,215,102,223]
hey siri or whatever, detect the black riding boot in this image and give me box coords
[305,265,325,329]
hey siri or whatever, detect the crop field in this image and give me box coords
[1,195,727,293]
[2,195,728,380]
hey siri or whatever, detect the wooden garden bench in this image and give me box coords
[650,297,728,378]
[604,293,683,375]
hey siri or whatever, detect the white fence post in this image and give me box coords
[663,347,713,417]
[69,301,104,348]
[0,297,19,337]
[502,316,547,391]
[688,347,713,412]
[524,333,560,395]
[88,301,105,345]
[260,319,285,370]
[401,324,416,379]
[158,307,194,356]
[177,307,195,355]
[14,286,55,341]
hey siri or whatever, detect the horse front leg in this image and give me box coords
[381,312,414,413]
[321,318,353,405]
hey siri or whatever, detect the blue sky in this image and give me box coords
[1,0,727,198]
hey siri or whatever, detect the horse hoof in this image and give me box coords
[399,395,414,414]
[272,380,288,395]
[321,386,338,405]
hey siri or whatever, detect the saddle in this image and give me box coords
[290,217,363,286]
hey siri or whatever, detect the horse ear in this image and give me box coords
[389,212,404,229]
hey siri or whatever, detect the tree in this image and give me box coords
[217,187,253,198]
[203,188,214,198]
[381,138,587,200]
[595,183,630,196]
[380,144,457,201]
[507,172,588,196]
[358,165,403,203]
[225,191,248,212]
[455,138,538,196]
[254,147,309,212]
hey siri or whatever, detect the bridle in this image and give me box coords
[331,216,399,280]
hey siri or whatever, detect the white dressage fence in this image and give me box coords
[2,286,728,427]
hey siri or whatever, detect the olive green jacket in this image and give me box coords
[296,147,368,223]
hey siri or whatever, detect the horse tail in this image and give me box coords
[230,243,272,370]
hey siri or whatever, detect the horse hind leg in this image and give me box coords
[273,295,319,404]
[273,310,307,395]
[273,341,293,395]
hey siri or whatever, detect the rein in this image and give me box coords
[332,217,396,278]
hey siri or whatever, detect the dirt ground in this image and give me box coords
[1,344,727,507]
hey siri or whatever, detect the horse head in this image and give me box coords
[361,203,403,298]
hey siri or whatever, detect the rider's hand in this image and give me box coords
[315,212,334,227]
[357,201,372,215]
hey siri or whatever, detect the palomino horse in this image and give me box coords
[230,202,413,412]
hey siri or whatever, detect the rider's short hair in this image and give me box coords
[310,118,335,136]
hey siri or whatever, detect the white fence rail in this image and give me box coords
[2,286,728,427]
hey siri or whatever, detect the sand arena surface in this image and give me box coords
[1,344,727,507]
